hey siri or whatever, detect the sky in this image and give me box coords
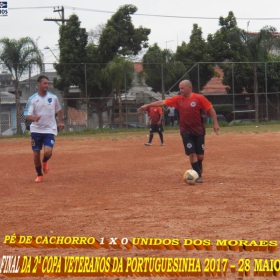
[2,0,280,63]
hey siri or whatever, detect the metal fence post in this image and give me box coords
[161,63,165,100]
[125,71,128,128]
[265,62,268,120]
[232,63,235,121]
[84,63,88,129]
[0,88,2,136]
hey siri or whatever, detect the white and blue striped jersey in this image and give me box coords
[24,92,62,135]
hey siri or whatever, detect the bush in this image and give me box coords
[213,104,234,121]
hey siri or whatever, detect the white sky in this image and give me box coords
[2,0,280,63]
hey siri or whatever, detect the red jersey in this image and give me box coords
[147,107,163,124]
[164,93,212,135]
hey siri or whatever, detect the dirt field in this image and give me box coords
[1,129,280,280]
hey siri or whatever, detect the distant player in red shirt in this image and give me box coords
[144,104,164,146]
[139,80,219,183]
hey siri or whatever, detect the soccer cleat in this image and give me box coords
[144,143,152,146]
[161,143,164,146]
[195,176,203,183]
[35,176,43,183]
[43,162,49,174]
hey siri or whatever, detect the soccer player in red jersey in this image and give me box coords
[139,80,219,183]
[144,105,164,146]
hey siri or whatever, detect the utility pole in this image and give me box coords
[44,6,68,25]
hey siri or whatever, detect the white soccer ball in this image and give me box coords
[183,169,199,185]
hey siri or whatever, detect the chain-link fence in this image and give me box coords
[1,61,280,135]
[0,92,26,135]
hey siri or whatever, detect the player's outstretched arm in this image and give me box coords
[138,100,165,111]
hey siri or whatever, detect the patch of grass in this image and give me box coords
[60,127,149,137]
[2,121,280,141]
[207,122,280,134]
[0,134,29,141]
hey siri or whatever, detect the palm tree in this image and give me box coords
[0,37,43,134]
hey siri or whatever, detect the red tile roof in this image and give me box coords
[134,62,143,72]
[201,67,228,95]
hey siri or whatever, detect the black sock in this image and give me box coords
[158,132,164,143]
[191,162,201,177]
[43,156,50,163]
[149,133,154,143]
[36,166,43,176]
[198,160,203,173]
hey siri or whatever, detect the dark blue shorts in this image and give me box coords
[31,133,55,151]
[150,124,164,133]
[181,134,205,155]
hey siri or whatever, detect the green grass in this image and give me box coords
[58,121,280,137]
[206,121,280,134]
[59,128,148,138]
[1,121,280,141]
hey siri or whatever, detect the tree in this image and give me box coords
[53,14,88,127]
[175,24,215,92]
[103,56,134,125]
[0,37,43,134]
[81,42,111,128]
[259,55,280,93]
[83,5,150,128]
[97,5,150,62]
[208,12,280,122]
[87,23,105,45]
[207,12,251,94]
[246,26,280,122]
[142,43,186,95]
[207,12,248,62]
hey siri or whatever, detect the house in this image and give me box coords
[105,62,155,125]
[0,72,14,90]
[20,72,88,131]
[201,67,228,95]
[122,62,159,104]
[0,72,27,135]
[14,64,162,129]
[20,72,62,102]
[0,91,28,135]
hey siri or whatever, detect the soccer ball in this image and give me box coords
[183,169,199,185]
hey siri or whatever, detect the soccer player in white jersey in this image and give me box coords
[24,75,65,182]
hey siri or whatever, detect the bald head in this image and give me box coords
[180,80,192,87]
[179,80,192,97]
